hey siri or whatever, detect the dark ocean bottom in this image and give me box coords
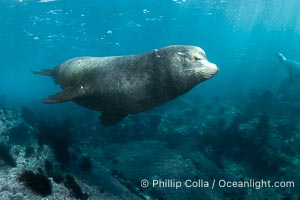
[0,85,299,200]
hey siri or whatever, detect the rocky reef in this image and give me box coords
[0,88,299,199]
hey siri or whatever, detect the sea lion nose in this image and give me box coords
[207,62,219,75]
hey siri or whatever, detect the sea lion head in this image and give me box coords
[166,45,218,93]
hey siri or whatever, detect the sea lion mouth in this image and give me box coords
[185,64,218,79]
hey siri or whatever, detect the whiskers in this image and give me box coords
[183,68,214,79]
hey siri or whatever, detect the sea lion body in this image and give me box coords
[34,45,218,125]
[277,53,300,82]
[276,52,300,101]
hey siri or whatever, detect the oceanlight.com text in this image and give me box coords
[140,179,295,190]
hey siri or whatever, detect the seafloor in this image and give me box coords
[0,82,299,199]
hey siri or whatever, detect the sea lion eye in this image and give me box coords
[194,56,201,61]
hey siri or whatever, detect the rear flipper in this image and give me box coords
[100,112,127,126]
[31,69,53,76]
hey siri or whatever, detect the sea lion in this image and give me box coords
[276,52,300,101]
[33,45,218,126]
[277,52,300,83]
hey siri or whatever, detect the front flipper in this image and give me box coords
[44,86,84,103]
[100,112,127,126]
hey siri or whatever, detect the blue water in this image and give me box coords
[1,1,300,199]
[1,0,300,105]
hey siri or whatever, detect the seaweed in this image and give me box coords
[64,175,88,200]
[44,159,52,174]
[21,106,36,127]
[196,97,289,176]
[8,123,30,145]
[18,170,52,196]
[37,119,72,165]
[79,156,92,171]
[25,146,35,157]
[255,113,270,143]
[44,159,64,184]
[0,142,16,167]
